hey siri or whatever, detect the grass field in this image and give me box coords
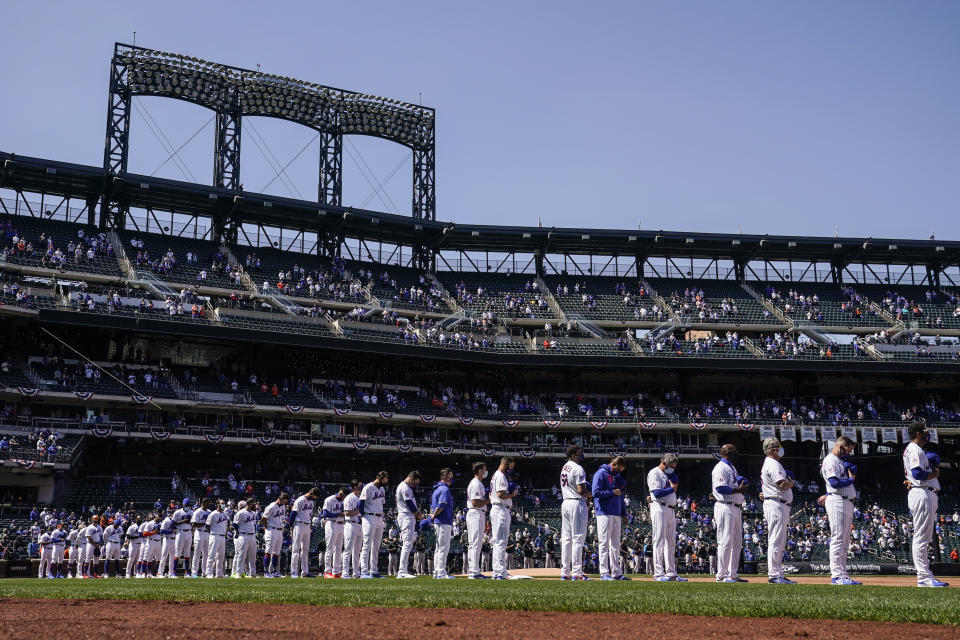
[0,577,957,626]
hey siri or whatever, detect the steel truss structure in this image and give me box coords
[101,42,436,237]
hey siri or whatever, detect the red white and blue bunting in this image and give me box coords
[518,449,537,459]
[419,415,437,424]
[333,408,351,416]
[590,421,608,430]
[149,429,171,441]
[458,416,475,426]
[90,427,113,438]
[74,391,94,401]
[543,420,562,428]
[204,433,225,445]
[638,421,657,430]
[10,458,39,470]
[436,445,454,455]
[397,443,413,453]
[610,450,626,458]
[131,394,153,404]
[480,447,497,457]
[285,405,304,414]
[378,411,394,420]
[353,441,370,452]
[502,419,519,428]
[690,422,708,431]
[737,423,755,431]
[304,438,324,450]
[257,436,276,447]
[17,387,39,397]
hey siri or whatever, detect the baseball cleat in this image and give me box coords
[614,575,632,581]
[396,573,416,579]
[573,575,590,580]
[323,572,334,579]
[468,574,489,579]
[672,576,689,582]
[723,578,748,583]
[600,575,615,580]
[654,576,671,582]
[358,573,373,579]
[918,579,949,588]
[492,575,505,580]
[560,575,572,580]
[831,577,861,585]
[769,577,797,584]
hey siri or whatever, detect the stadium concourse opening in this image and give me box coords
[0,41,957,639]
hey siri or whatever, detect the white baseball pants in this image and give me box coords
[465,509,485,576]
[175,530,192,558]
[560,499,587,578]
[206,534,226,577]
[290,523,312,577]
[39,548,53,577]
[714,502,743,581]
[126,543,141,577]
[235,533,257,576]
[763,500,790,580]
[596,513,623,578]
[825,495,853,580]
[159,537,176,576]
[264,529,283,555]
[192,532,209,575]
[324,521,344,575]
[433,523,452,577]
[360,514,384,576]
[908,487,938,583]
[142,539,161,563]
[397,512,417,576]
[489,504,510,578]
[650,502,677,579]
[341,521,362,577]
[74,544,86,575]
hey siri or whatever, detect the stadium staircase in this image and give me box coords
[623,330,645,356]
[641,279,682,323]
[219,244,260,295]
[741,282,793,326]
[133,269,178,299]
[427,272,462,314]
[536,276,567,324]
[108,230,137,281]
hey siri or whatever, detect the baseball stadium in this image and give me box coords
[2,8,960,640]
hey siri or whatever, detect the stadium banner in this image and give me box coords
[378,411,394,420]
[779,426,796,442]
[480,447,496,457]
[90,427,113,438]
[758,425,776,440]
[840,426,858,442]
[131,394,153,404]
[761,562,960,576]
[590,421,608,430]
[881,427,898,444]
[436,445,454,455]
[690,422,707,431]
[353,441,370,452]
[304,438,324,450]
[519,449,536,459]
[543,420,562,428]
[333,408,351,416]
[928,428,939,444]
[396,443,413,453]
[737,423,755,431]
[458,417,475,426]
[821,426,837,442]
[256,436,276,447]
[149,429,170,441]
[16,387,39,397]
[74,391,94,400]
[900,427,909,443]
[861,427,878,443]
[419,415,437,424]
[502,419,519,428]
[285,405,304,414]
[610,450,626,458]
[204,433,224,444]
[638,421,657,430]
[800,426,817,442]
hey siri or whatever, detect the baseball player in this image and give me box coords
[647,453,684,581]
[83,515,104,579]
[172,498,194,577]
[820,435,859,585]
[321,488,347,578]
[102,518,123,578]
[341,479,363,578]
[560,445,591,580]
[205,500,230,578]
[38,527,54,578]
[290,487,321,578]
[395,470,422,579]
[50,524,67,578]
[466,462,490,579]
[430,468,455,579]
[594,455,629,581]
[232,499,258,578]
[190,499,212,578]
[489,456,517,580]
[760,438,796,584]
[359,471,389,578]
[125,517,143,578]
[73,521,88,578]
[261,493,289,578]
[138,513,162,577]
[66,523,80,578]
[712,443,748,583]
[903,422,949,587]
[159,510,177,577]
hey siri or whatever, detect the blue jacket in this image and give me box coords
[592,464,622,516]
[430,482,454,525]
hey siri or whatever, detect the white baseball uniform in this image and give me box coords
[821,452,855,581]
[761,456,793,580]
[262,500,285,556]
[233,508,258,577]
[205,509,230,577]
[395,481,419,577]
[102,523,123,575]
[290,494,316,577]
[560,460,588,578]
[322,494,345,575]
[904,441,940,583]
[159,516,177,577]
[84,523,104,575]
[341,491,363,578]
[173,507,194,561]
[38,532,53,578]
[647,465,678,580]
[360,481,386,576]
[488,469,512,578]
[67,528,81,577]
[190,508,211,576]
[125,523,142,577]
[711,459,745,581]
[140,520,161,566]
[466,476,487,576]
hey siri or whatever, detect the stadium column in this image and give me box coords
[319,129,343,207]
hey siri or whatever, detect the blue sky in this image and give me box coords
[2,1,958,239]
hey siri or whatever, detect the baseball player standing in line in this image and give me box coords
[560,445,591,580]
[466,462,490,579]
[232,499,259,578]
[593,455,629,581]
[489,456,518,580]
[430,467,455,579]
[50,524,66,578]
[124,517,142,578]
[711,443,748,583]
[205,500,229,578]
[395,470,423,579]
[648,453,686,582]
[38,527,53,578]
[189,499,212,578]
[138,513,162,577]
[820,435,860,585]
[159,510,177,578]
[341,479,363,578]
[321,488,347,578]
[759,438,796,584]
[73,521,88,577]
[102,518,123,577]
[359,471,389,578]
[66,523,80,578]
[83,515,104,579]
[261,493,289,578]
[172,498,194,577]
[903,422,950,587]
[290,487,321,578]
